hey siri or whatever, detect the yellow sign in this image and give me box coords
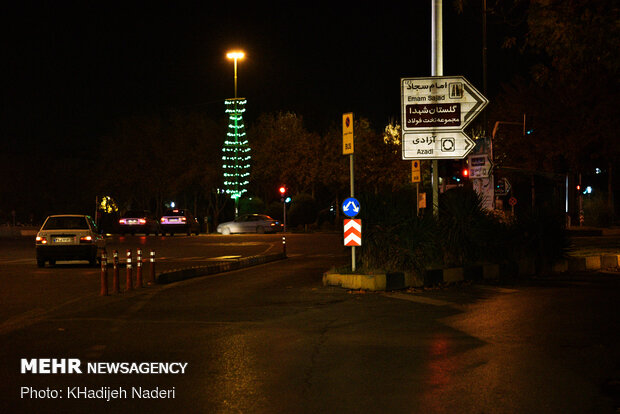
[411,160,421,183]
[342,113,354,155]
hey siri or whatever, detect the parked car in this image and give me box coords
[118,210,160,235]
[217,214,283,234]
[160,209,200,236]
[35,215,105,267]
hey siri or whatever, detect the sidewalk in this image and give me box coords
[567,226,620,257]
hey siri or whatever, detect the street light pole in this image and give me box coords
[431,0,443,217]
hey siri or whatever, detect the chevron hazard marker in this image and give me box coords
[344,219,361,246]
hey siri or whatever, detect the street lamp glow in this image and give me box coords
[226,51,245,60]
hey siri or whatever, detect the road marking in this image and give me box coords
[476,285,519,293]
[207,255,242,260]
[0,258,36,264]
[382,292,451,306]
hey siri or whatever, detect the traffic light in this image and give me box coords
[279,186,287,202]
[449,160,469,182]
[524,114,534,135]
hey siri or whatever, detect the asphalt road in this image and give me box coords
[0,234,287,331]
[1,233,619,413]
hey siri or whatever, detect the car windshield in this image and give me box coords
[43,216,89,230]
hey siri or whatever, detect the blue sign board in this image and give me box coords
[342,197,360,218]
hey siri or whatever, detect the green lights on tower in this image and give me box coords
[222,98,251,200]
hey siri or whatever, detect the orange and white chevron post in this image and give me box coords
[344,219,361,247]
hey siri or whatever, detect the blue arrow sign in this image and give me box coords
[342,197,360,218]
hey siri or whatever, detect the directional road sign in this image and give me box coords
[344,219,361,246]
[342,197,360,218]
[402,131,475,160]
[401,76,488,132]
[468,154,494,178]
[495,177,511,196]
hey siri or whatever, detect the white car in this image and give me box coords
[217,214,283,234]
[35,215,105,267]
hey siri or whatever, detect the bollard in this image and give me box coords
[149,250,156,285]
[126,249,133,291]
[282,236,287,257]
[100,249,108,296]
[113,250,120,294]
[136,249,143,288]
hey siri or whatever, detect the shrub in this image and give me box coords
[288,194,318,229]
[513,207,569,272]
[583,195,614,227]
[263,202,282,221]
[437,187,498,266]
[238,197,265,215]
[356,186,567,276]
[358,188,440,274]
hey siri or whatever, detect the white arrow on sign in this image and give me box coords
[343,201,360,213]
[400,76,488,132]
[402,131,475,160]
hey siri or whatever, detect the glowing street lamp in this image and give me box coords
[226,51,245,99]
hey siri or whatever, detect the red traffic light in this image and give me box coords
[461,168,469,178]
[279,186,286,195]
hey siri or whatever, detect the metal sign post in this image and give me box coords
[343,113,357,272]
[400,3,488,215]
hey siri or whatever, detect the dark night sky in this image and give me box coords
[1,2,526,154]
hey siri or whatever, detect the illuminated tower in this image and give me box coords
[222,98,250,211]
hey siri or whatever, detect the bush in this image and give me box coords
[583,195,614,227]
[513,207,569,272]
[288,194,318,229]
[437,187,498,266]
[358,188,440,274]
[238,197,265,215]
[266,201,283,221]
[356,186,567,276]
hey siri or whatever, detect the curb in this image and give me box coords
[0,227,37,238]
[323,254,619,291]
[156,252,286,284]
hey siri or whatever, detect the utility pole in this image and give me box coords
[431,0,443,217]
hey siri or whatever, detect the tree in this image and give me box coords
[249,112,323,200]
[526,0,619,208]
[98,111,224,217]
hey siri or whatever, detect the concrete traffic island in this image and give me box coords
[323,255,619,291]
[323,264,506,291]
[323,263,503,291]
[157,252,286,284]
